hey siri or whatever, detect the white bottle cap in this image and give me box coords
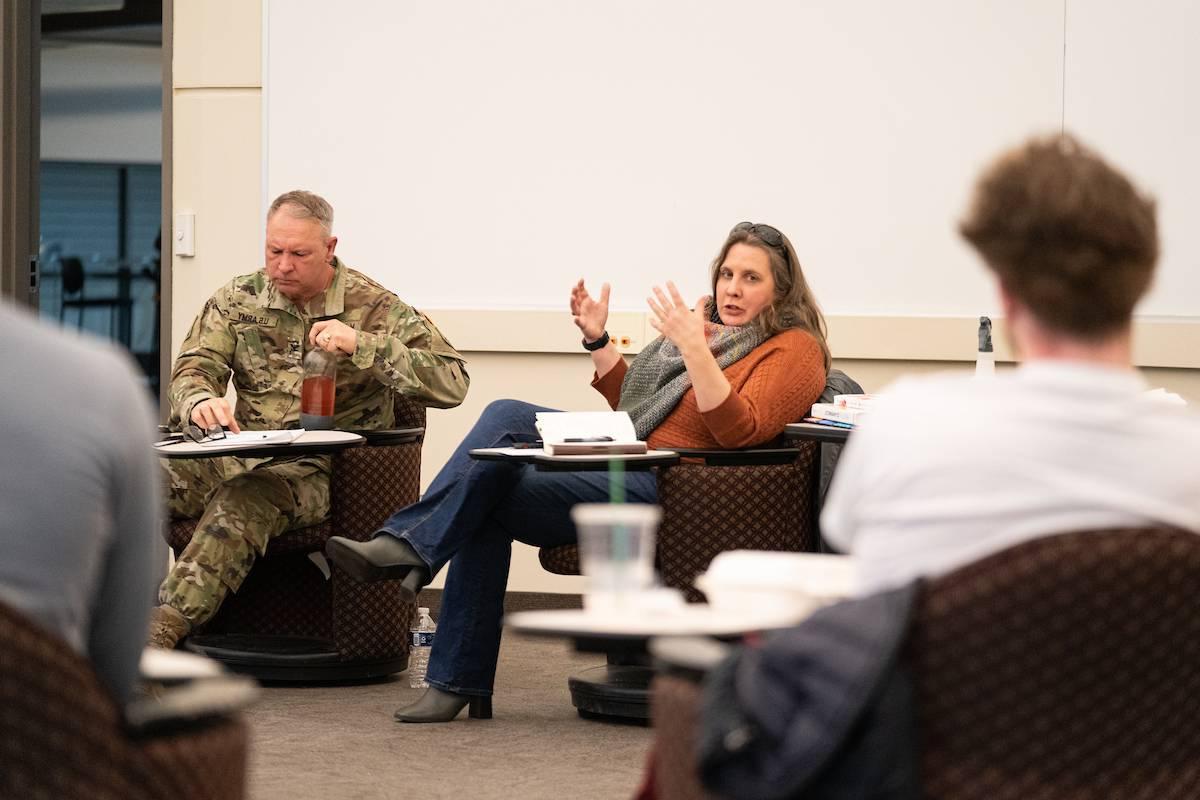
[418,607,430,615]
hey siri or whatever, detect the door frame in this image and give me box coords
[160,0,173,414]
[0,0,40,308]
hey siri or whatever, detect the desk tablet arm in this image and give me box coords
[668,446,805,466]
[348,426,425,446]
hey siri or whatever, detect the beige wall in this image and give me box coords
[173,0,1200,594]
[170,0,262,356]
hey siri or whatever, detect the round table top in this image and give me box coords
[153,429,365,459]
[506,605,810,644]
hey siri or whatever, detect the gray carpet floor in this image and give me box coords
[244,594,653,799]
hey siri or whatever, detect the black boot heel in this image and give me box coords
[399,567,431,601]
[468,696,493,719]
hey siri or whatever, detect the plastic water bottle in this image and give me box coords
[408,607,436,689]
[975,316,995,379]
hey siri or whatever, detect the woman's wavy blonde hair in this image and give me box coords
[708,222,830,370]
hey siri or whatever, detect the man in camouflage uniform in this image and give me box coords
[148,190,469,648]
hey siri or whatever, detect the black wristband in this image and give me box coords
[582,331,610,351]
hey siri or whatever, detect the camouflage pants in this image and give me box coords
[159,454,331,627]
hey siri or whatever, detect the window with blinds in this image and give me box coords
[38,161,162,386]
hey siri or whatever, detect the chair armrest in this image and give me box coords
[347,426,425,446]
[532,451,680,471]
[124,675,259,738]
[649,636,734,682]
[784,421,852,445]
[669,447,803,466]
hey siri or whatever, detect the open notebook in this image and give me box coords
[534,411,648,456]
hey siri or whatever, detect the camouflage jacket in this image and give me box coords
[168,258,469,431]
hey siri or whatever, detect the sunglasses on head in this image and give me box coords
[732,221,785,248]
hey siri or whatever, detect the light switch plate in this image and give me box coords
[175,212,195,257]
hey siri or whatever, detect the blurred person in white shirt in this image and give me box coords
[823,133,1200,592]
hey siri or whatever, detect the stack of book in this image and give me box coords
[534,411,648,455]
[804,394,875,429]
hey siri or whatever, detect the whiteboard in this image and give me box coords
[1062,1,1200,319]
[264,1,1196,320]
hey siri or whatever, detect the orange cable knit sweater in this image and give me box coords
[591,328,826,450]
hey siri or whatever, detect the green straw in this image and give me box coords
[608,457,625,504]
[608,458,629,585]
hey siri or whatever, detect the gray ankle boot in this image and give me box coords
[393,687,492,723]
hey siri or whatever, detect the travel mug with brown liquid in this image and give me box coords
[300,347,337,429]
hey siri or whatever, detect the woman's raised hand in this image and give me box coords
[570,278,610,341]
[647,282,710,357]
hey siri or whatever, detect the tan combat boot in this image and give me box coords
[147,604,192,649]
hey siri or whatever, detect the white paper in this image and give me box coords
[200,429,306,447]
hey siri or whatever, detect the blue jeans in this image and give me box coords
[376,399,658,696]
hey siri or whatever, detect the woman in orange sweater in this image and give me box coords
[326,222,829,722]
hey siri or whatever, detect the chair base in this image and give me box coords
[185,634,408,682]
[567,664,653,724]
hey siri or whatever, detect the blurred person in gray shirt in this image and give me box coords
[0,300,162,704]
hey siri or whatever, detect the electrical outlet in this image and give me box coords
[608,332,636,350]
[605,311,646,353]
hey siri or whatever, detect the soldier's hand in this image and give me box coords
[309,319,357,355]
[191,398,241,433]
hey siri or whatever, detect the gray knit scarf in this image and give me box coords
[619,321,767,439]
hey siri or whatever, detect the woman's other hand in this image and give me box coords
[570,279,610,341]
[648,282,710,357]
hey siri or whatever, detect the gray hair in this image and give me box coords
[267,190,334,237]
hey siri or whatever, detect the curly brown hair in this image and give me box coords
[960,134,1158,339]
[708,222,831,370]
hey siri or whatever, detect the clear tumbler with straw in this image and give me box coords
[572,461,660,614]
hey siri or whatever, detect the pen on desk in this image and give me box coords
[563,436,614,443]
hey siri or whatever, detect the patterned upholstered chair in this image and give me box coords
[0,600,250,800]
[909,526,1200,799]
[537,441,821,720]
[538,441,821,601]
[647,527,1200,799]
[539,369,859,600]
[646,643,721,800]
[166,396,426,680]
[537,368,863,597]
